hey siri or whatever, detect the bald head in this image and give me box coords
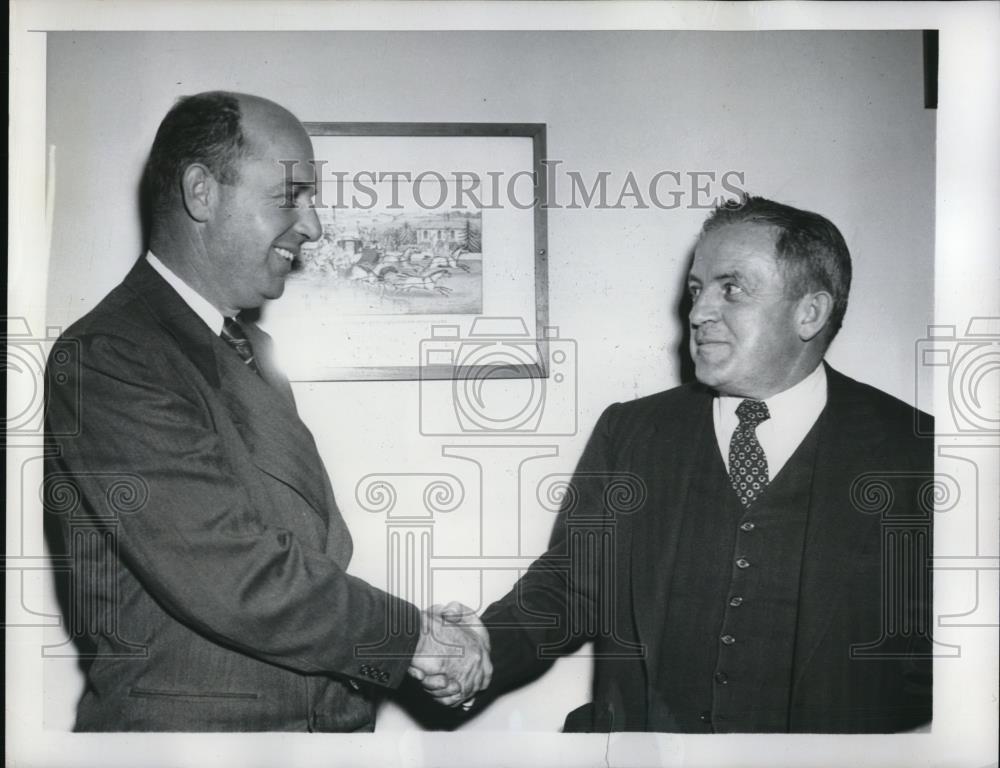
[142,91,321,315]
[236,94,312,156]
[142,90,308,220]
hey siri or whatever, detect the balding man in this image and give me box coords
[45,91,489,732]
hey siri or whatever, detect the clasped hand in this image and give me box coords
[408,602,492,708]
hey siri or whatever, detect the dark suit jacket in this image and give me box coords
[481,365,933,732]
[44,259,420,731]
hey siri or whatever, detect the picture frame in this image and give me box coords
[259,122,549,382]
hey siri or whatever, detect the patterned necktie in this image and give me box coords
[728,398,771,507]
[220,317,262,376]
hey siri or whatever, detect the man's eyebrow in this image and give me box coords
[272,180,317,193]
[711,269,746,283]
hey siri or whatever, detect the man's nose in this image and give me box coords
[689,288,719,326]
[296,205,322,242]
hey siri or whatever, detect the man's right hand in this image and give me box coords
[407,602,492,707]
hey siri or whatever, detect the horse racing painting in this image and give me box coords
[286,206,484,315]
[258,123,544,380]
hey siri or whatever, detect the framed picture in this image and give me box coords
[259,122,549,382]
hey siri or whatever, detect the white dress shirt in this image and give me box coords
[145,251,225,335]
[713,363,828,481]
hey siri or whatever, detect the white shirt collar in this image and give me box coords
[145,251,226,335]
[713,363,828,481]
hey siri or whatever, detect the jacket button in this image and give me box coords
[740,521,755,532]
[714,671,728,684]
[699,711,712,724]
[736,558,750,569]
[720,634,736,645]
[729,596,744,607]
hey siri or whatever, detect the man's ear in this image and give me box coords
[795,291,834,342]
[180,164,215,223]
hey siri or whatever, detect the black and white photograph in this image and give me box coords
[6,2,998,768]
[293,208,484,314]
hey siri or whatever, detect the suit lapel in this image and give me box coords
[123,258,330,525]
[794,364,884,670]
[215,349,331,525]
[122,258,221,387]
[242,320,297,409]
[630,387,714,689]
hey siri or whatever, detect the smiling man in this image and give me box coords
[433,195,934,733]
[44,91,490,732]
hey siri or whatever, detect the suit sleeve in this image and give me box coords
[45,332,419,687]
[479,403,623,696]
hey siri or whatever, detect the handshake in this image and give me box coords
[408,602,493,708]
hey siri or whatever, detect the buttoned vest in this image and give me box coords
[654,414,823,732]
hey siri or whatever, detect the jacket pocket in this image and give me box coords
[128,686,259,701]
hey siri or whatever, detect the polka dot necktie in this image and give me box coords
[728,399,770,507]
[220,317,262,377]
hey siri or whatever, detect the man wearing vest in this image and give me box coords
[420,196,933,732]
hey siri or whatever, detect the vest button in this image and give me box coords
[720,634,736,645]
[736,557,750,569]
[699,711,712,723]
[729,596,744,607]
[740,521,755,532]
[714,671,729,684]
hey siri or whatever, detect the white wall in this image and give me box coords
[44,30,935,731]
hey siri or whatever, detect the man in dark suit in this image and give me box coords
[421,196,933,732]
[44,91,490,731]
